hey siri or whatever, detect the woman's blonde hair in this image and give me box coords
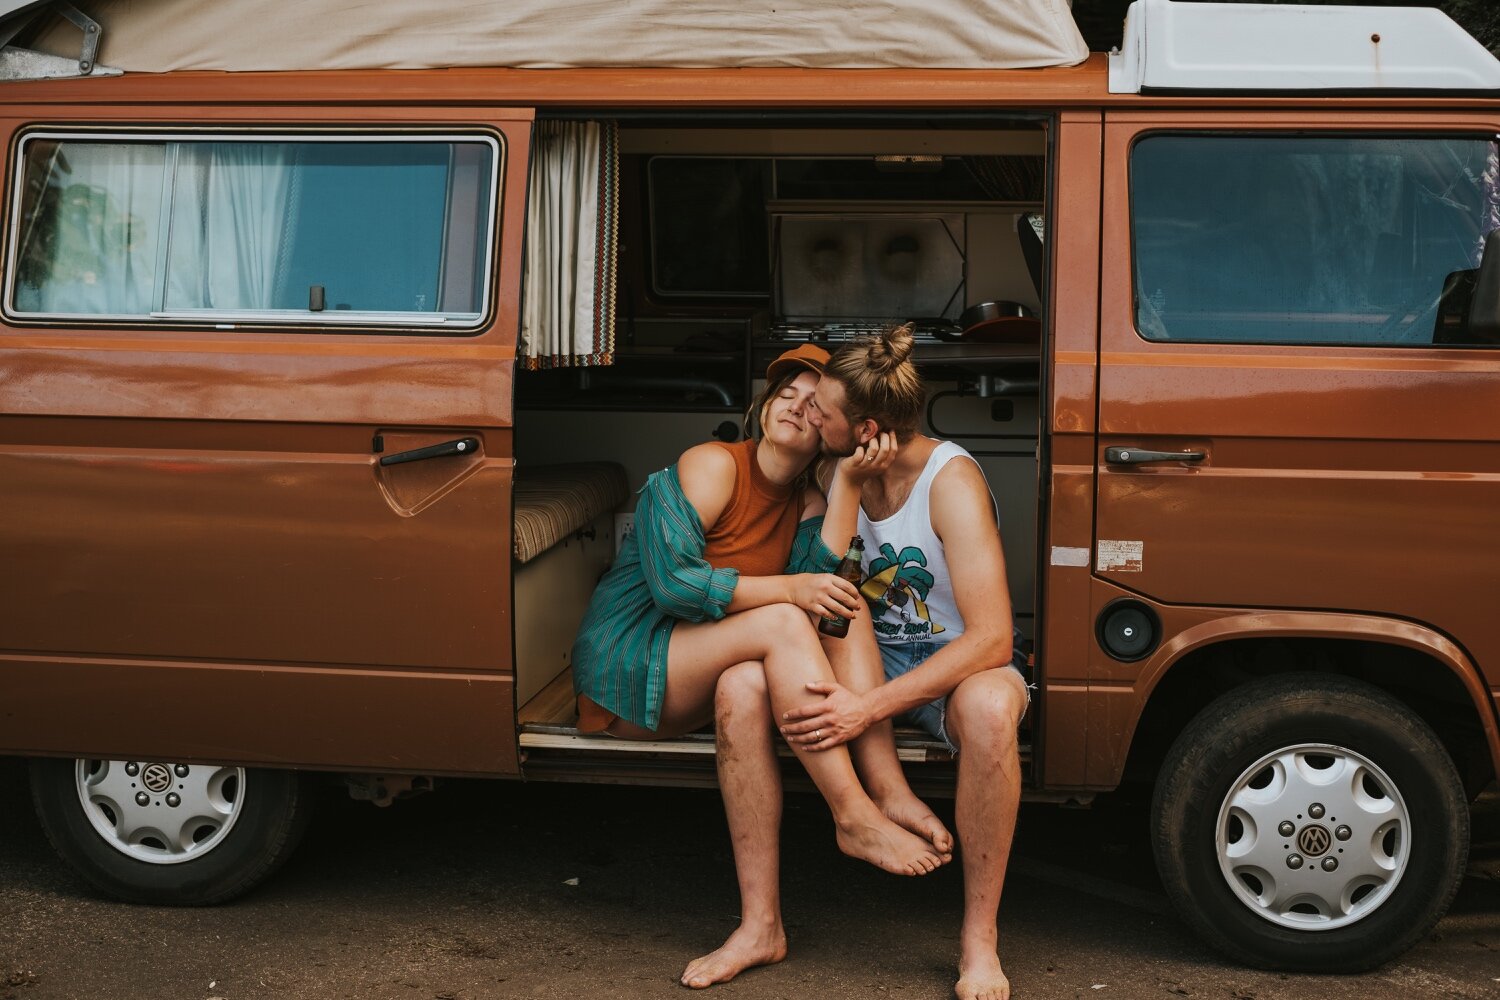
[824,323,925,439]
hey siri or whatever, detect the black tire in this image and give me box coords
[29,757,312,905]
[1152,673,1468,972]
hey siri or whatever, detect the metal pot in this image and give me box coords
[957,300,1040,343]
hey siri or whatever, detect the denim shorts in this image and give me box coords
[879,636,1030,755]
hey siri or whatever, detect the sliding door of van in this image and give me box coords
[1090,112,1500,780]
[0,110,533,774]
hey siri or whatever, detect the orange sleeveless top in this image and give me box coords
[576,438,802,734]
[702,438,804,577]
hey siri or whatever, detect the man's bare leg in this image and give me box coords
[681,661,788,989]
[945,668,1028,1000]
[820,611,953,855]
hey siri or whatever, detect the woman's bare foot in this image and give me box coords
[680,923,788,989]
[835,809,947,875]
[876,791,954,856]
[955,951,1010,1000]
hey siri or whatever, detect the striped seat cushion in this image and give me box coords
[513,462,630,564]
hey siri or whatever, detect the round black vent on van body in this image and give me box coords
[1096,600,1161,662]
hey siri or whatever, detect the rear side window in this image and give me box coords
[1131,134,1500,347]
[9,133,499,329]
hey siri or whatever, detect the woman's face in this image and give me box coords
[762,370,821,457]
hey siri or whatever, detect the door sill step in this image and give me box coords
[520,723,1031,765]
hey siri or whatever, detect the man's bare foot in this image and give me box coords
[955,951,1010,1000]
[680,923,788,989]
[835,810,946,875]
[876,791,954,856]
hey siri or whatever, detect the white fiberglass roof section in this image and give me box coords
[30,0,1088,72]
[1109,0,1500,94]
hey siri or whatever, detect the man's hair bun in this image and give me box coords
[869,322,916,374]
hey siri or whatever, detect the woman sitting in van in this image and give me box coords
[571,345,950,879]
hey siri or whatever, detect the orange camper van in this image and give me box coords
[2,0,1499,974]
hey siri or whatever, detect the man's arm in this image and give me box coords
[866,457,1014,718]
[815,433,896,555]
[782,456,1014,745]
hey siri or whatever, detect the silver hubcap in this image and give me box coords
[75,759,245,864]
[1216,743,1408,930]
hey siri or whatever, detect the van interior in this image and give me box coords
[510,117,1047,779]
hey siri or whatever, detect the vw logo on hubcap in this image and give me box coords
[141,763,174,794]
[1297,824,1332,857]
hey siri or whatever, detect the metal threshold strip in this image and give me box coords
[520,723,1032,765]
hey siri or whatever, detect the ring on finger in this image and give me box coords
[815,729,822,740]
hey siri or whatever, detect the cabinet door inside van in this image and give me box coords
[0,112,534,775]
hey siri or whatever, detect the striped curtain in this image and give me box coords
[521,121,619,369]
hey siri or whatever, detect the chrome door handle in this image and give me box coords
[1105,447,1206,464]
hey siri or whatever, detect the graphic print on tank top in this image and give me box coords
[859,542,947,640]
[855,441,982,645]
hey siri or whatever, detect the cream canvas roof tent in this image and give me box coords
[15,0,1088,74]
[1109,0,1500,94]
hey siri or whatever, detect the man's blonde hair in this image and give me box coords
[824,323,925,439]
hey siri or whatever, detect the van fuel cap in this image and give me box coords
[1097,600,1160,662]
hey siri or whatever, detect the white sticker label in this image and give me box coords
[1097,539,1143,572]
[1050,546,1091,567]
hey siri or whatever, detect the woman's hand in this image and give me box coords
[780,681,872,750]
[789,573,861,621]
[788,573,861,622]
[836,431,898,486]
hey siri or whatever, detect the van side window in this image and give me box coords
[9,134,498,330]
[1131,134,1500,347]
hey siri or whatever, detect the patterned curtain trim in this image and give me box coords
[520,120,619,370]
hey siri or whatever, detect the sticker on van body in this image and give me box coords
[1050,546,1091,567]
[1097,539,1143,572]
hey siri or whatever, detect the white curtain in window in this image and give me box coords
[521,121,618,369]
[14,142,165,315]
[167,143,299,310]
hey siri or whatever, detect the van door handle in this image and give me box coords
[1105,447,1206,465]
[378,437,480,466]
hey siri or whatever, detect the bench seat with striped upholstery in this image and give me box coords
[512,462,630,564]
[512,461,630,707]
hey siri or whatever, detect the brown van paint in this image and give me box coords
[3,55,1500,113]
[1037,113,1103,787]
[0,110,533,775]
[1086,111,1500,788]
[1081,596,1500,789]
[0,66,1494,793]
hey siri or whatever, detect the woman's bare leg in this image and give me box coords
[609,602,943,876]
[820,609,953,855]
[680,661,787,989]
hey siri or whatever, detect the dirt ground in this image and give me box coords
[1,758,1497,1000]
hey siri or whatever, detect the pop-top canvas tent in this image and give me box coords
[30,0,1089,72]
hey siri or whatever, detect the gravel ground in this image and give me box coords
[1,758,1497,1000]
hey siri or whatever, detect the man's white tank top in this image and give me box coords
[855,440,984,646]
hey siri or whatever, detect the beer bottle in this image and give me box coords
[818,535,866,639]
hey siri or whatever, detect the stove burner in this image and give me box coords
[770,321,955,344]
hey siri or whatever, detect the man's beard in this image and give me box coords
[820,438,858,459]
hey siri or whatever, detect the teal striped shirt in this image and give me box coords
[571,463,839,732]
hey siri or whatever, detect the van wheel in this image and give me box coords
[1152,674,1467,972]
[29,757,311,905]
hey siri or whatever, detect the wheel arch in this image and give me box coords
[1115,612,1500,796]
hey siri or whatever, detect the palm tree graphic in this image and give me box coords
[858,543,946,636]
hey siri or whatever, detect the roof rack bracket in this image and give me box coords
[52,1,98,75]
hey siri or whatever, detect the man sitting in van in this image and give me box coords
[689,324,1029,1000]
